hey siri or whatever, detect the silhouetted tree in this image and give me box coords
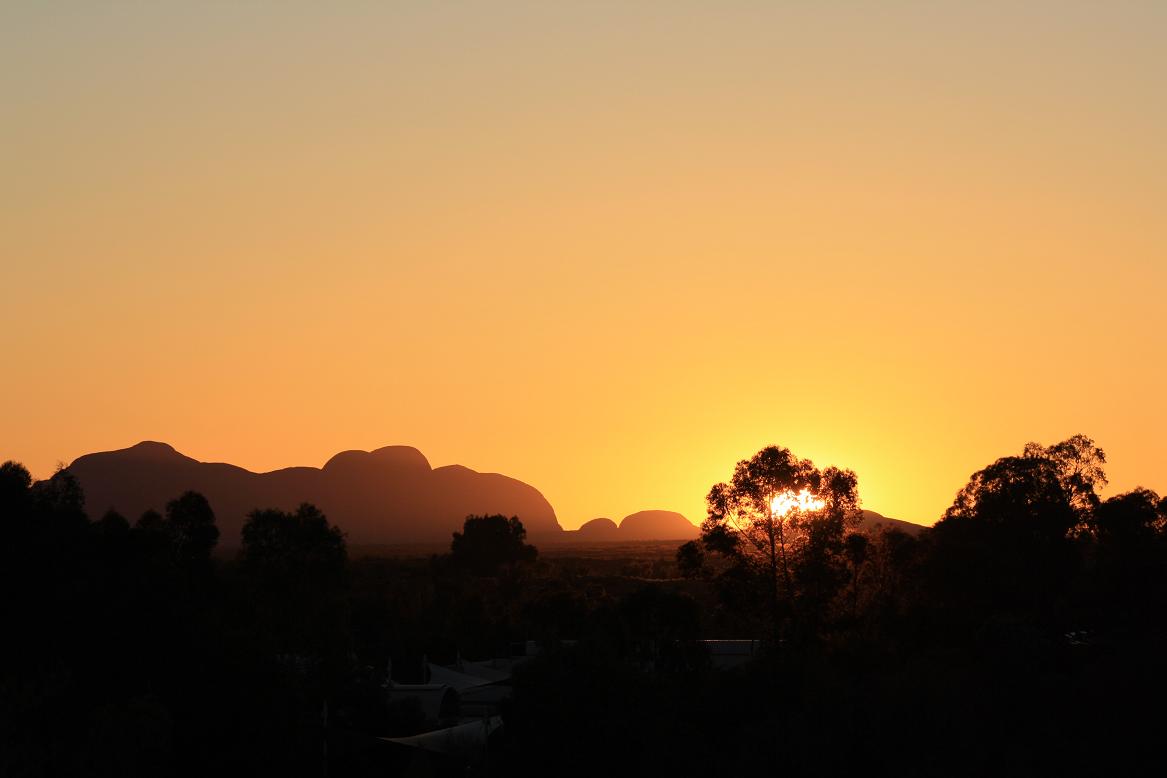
[450,514,537,576]
[30,467,87,529]
[843,532,869,617]
[676,540,706,579]
[165,491,219,565]
[0,460,32,519]
[133,508,176,576]
[944,454,1075,535]
[241,503,349,669]
[242,503,346,570]
[945,435,1105,539]
[857,527,921,628]
[794,465,861,624]
[135,508,166,533]
[701,445,861,643]
[928,435,1109,633]
[96,509,130,535]
[1026,434,1108,518]
[6,433,1167,777]
[1092,487,1164,541]
[1089,487,1167,626]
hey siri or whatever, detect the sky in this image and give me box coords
[2,2,1165,529]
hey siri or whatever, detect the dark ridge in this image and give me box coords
[617,510,700,540]
[67,441,561,545]
[858,509,926,536]
[575,517,620,538]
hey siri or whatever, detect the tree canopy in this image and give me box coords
[943,434,1107,539]
[3,431,1167,776]
[450,514,538,576]
[698,445,861,643]
[240,503,349,668]
[166,490,219,564]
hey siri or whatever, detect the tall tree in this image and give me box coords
[165,490,219,565]
[945,434,1106,539]
[932,435,1108,625]
[701,445,861,644]
[0,461,32,520]
[450,514,537,576]
[1025,434,1107,515]
[241,503,348,666]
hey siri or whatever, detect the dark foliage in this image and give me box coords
[675,539,705,578]
[2,432,1166,776]
[697,445,861,643]
[451,514,538,576]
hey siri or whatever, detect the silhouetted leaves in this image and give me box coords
[0,460,32,518]
[241,504,349,671]
[165,491,218,565]
[675,540,705,579]
[450,514,537,576]
[3,430,1167,777]
[698,445,861,643]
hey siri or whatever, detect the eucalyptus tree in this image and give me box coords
[944,434,1107,539]
[702,445,861,644]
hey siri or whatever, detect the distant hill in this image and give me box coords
[618,510,700,540]
[67,441,562,545]
[858,509,925,536]
[65,442,923,547]
[563,508,922,542]
[574,517,621,539]
[566,510,699,541]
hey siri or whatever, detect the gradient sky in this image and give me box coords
[3,2,1165,529]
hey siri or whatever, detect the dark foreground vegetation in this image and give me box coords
[2,434,1165,777]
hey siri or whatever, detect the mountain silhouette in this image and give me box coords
[568,509,923,541]
[858,509,924,536]
[618,510,699,539]
[64,443,924,546]
[570,511,699,540]
[575,517,621,539]
[67,441,562,545]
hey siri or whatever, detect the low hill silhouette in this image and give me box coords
[858,509,925,536]
[565,509,922,542]
[575,517,621,539]
[618,510,699,539]
[65,443,923,546]
[568,510,700,541]
[67,441,562,545]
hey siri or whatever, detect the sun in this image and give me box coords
[770,488,825,518]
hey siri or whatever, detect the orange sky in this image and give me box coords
[3,2,1165,529]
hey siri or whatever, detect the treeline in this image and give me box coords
[0,461,693,777]
[678,434,1167,646]
[2,434,1166,777]
[505,435,1167,776]
[0,465,354,776]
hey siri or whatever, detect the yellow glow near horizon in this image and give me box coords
[770,490,826,519]
[1,3,1165,530]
